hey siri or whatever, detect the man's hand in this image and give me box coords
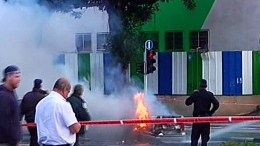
[69,122,81,134]
[193,89,199,92]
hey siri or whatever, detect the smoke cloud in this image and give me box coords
[0,0,109,97]
[0,0,172,134]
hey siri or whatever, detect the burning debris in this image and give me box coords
[133,92,185,137]
[134,93,150,131]
[151,115,186,136]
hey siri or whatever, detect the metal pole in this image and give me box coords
[144,47,148,96]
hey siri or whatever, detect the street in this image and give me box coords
[20,122,260,146]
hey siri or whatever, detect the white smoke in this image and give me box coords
[0,0,171,124]
[0,1,58,96]
[0,0,109,97]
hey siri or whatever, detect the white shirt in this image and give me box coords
[35,91,78,145]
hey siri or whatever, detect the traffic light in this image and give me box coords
[146,50,156,74]
[136,63,144,75]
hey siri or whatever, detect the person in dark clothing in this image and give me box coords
[20,79,48,146]
[0,65,21,146]
[67,84,91,146]
[185,79,219,146]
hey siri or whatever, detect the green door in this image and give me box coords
[78,53,91,89]
[253,51,260,95]
[187,52,202,94]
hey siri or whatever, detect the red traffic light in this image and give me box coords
[146,50,156,74]
[148,51,156,64]
[148,51,156,59]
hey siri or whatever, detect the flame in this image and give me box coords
[134,93,150,130]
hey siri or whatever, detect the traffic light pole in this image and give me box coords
[144,40,155,96]
[144,46,148,96]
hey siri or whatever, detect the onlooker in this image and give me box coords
[35,78,81,146]
[0,65,21,146]
[20,79,48,146]
[67,84,91,146]
[185,79,219,146]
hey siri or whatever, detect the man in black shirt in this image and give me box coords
[67,84,91,146]
[185,79,219,146]
[0,65,21,146]
[20,79,48,146]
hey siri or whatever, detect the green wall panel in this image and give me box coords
[142,0,215,52]
[187,52,202,94]
[78,53,91,84]
[253,51,260,95]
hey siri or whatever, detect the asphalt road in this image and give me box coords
[20,122,260,146]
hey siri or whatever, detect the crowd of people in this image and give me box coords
[0,65,219,146]
[0,65,91,146]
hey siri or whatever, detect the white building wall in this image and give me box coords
[202,52,222,95]
[203,0,260,51]
[172,52,187,95]
[242,51,253,95]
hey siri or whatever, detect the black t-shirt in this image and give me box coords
[67,94,91,122]
[20,88,47,123]
[0,84,21,146]
[185,89,220,117]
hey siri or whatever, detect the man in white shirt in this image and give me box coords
[35,78,81,146]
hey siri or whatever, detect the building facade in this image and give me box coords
[74,0,260,96]
[129,0,260,95]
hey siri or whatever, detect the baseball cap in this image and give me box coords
[2,65,20,82]
[34,79,43,88]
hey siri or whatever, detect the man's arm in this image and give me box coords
[185,92,197,106]
[62,103,81,134]
[69,123,81,134]
[20,97,26,121]
[209,94,219,115]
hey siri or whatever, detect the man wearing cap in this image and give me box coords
[0,65,21,146]
[185,79,219,146]
[20,79,48,146]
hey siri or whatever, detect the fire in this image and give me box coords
[134,93,150,130]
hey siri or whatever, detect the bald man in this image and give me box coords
[35,78,81,146]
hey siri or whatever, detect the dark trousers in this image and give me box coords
[43,144,70,146]
[191,123,210,146]
[28,127,39,146]
[73,134,80,146]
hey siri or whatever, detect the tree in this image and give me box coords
[32,0,195,68]
[4,0,195,66]
[3,0,196,90]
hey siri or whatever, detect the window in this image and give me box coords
[160,0,170,2]
[190,30,209,52]
[165,32,183,51]
[75,33,92,53]
[143,32,159,51]
[97,32,109,52]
